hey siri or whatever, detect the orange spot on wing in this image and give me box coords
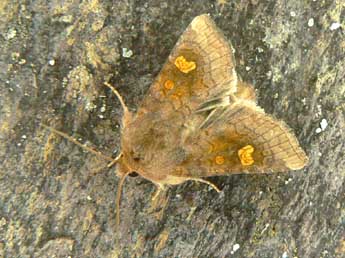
[164,80,174,90]
[174,56,196,73]
[215,155,225,165]
[238,145,254,166]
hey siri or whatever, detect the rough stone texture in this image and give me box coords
[0,1,344,257]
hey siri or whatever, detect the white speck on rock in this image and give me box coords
[85,102,97,111]
[316,104,322,116]
[320,118,328,131]
[285,178,293,185]
[315,128,322,134]
[6,28,17,40]
[122,48,133,58]
[282,251,288,258]
[0,217,7,227]
[290,11,296,17]
[330,22,341,31]
[160,2,168,8]
[266,70,272,78]
[60,15,73,23]
[245,66,251,71]
[231,243,240,254]
[308,18,314,27]
[49,59,55,66]
[260,223,270,234]
[301,97,306,105]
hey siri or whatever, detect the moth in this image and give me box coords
[43,14,308,227]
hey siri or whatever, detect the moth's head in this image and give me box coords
[114,107,142,178]
[116,128,145,178]
[117,143,145,176]
[115,157,130,178]
[119,110,153,169]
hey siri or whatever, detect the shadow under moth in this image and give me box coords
[42,14,308,234]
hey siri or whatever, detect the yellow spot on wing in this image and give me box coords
[174,56,196,73]
[215,155,225,165]
[164,80,174,90]
[238,145,254,166]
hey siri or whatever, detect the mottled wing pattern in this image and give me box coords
[140,14,237,117]
[173,102,308,177]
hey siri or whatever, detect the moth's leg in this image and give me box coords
[107,153,122,168]
[188,178,221,193]
[89,152,122,176]
[234,81,256,101]
[90,154,121,175]
[151,183,166,201]
[149,183,169,218]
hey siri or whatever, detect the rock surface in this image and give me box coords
[0,1,344,257]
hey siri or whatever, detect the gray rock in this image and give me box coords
[1,1,344,257]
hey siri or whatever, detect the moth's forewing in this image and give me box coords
[176,102,308,177]
[139,14,237,115]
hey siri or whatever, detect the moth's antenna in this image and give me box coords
[41,123,114,162]
[104,82,131,125]
[115,170,132,239]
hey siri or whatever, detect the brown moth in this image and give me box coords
[43,14,308,227]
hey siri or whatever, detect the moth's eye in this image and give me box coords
[130,149,142,162]
[128,172,138,177]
